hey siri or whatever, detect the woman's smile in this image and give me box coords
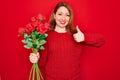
[59,20,66,25]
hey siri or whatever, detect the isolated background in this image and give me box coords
[0,0,120,80]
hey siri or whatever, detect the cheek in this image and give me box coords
[55,15,61,20]
[55,16,64,24]
[66,16,70,20]
[55,19,60,25]
[66,17,70,22]
[55,18,59,23]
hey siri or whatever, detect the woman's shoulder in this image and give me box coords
[47,30,54,33]
[46,30,55,41]
[47,30,55,35]
[46,30,56,38]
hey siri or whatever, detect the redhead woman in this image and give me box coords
[29,2,105,80]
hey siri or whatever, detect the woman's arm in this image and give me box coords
[83,33,105,47]
[73,26,105,47]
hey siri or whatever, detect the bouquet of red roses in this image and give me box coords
[18,14,50,80]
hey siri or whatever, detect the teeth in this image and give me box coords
[60,21,65,24]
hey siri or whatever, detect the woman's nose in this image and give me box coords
[61,16,66,20]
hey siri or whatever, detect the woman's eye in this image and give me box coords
[58,14,62,15]
[66,15,70,17]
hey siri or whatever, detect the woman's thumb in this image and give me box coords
[76,25,80,32]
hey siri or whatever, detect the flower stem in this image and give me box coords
[29,48,44,80]
[33,48,38,54]
[29,65,34,80]
[35,63,40,80]
[32,64,35,80]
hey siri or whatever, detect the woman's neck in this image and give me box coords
[54,25,67,33]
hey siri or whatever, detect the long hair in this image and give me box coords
[49,2,77,34]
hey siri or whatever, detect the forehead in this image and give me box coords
[57,6,69,13]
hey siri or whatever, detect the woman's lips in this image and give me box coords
[59,21,66,25]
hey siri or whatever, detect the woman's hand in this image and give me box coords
[73,25,84,42]
[29,52,40,63]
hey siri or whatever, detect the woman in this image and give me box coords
[29,2,105,80]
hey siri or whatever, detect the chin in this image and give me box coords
[60,26,66,28]
[58,24,68,28]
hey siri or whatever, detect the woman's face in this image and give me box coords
[54,6,70,28]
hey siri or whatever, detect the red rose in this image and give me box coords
[18,27,25,35]
[36,23,48,34]
[32,20,40,28]
[44,22,50,29]
[25,23,34,34]
[31,17,36,22]
[36,14,45,22]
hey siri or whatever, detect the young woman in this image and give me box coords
[29,2,105,80]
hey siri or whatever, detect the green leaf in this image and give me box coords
[39,34,47,39]
[36,45,40,49]
[22,39,26,43]
[38,40,46,46]
[44,33,48,37]
[27,42,33,47]
[24,45,31,49]
[30,30,40,39]
[23,37,32,45]
[24,33,29,38]
[33,44,37,48]
[31,32,36,39]
[36,34,40,39]
[27,38,32,41]
[34,30,39,35]
[39,46,45,50]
